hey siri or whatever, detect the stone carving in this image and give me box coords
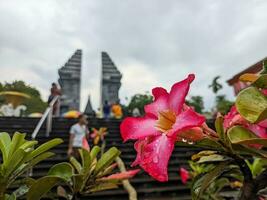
[0,104,27,116]
[58,50,82,113]
[101,52,122,106]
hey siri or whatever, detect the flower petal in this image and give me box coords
[171,108,206,137]
[248,124,267,138]
[259,119,267,128]
[140,134,175,182]
[100,169,140,181]
[131,139,148,167]
[180,167,190,184]
[168,74,195,115]
[120,116,160,142]
[152,87,169,99]
[177,127,205,142]
[145,89,169,117]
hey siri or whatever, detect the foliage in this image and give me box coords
[189,161,242,200]
[209,76,223,94]
[215,95,233,114]
[126,93,153,115]
[27,146,139,200]
[187,95,205,114]
[0,132,63,199]
[0,80,47,115]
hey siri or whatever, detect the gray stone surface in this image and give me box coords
[101,52,122,106]
[58,49,82,113]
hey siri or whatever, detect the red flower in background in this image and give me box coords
[224,106,267,138]
[120,74,205,182]
[180,167,190,184]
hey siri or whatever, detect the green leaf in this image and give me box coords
[90,146,101,161]
[8,132,26,158]
[5,193,16,200]
[197,162,230,198]
[27,176,65,200]
[5,148,27,177]
[48,162,73,182]
[72,174,84,193]
[0,132,11,163]
[28,138,63,160]
[70,157,82,174]
[79,148,91,174]
[228,126,267,146]
[192,150,217,161]
[232,144,267,158]
[236,87,267,123]
[197,154,227,164]
[215,116,225,142]
[194,138,224,150]
[86,182,118,193]
[94,147,121,175]
[19,141,38,151]
[252,74,267,89]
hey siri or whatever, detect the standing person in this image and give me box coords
[67,114,90,159]
[103,100,111,119]
[48,83,61,116]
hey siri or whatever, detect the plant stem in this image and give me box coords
[115,157,138,200]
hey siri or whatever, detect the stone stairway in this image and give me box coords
[0,117,202,200]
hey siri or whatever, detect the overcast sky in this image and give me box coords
[1,0,267,111]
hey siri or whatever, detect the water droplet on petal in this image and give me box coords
[182,138,187,143]
[188,141,194,145]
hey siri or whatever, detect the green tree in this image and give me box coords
[0,80,47,115]
[215,95,233,114]
[187,96,204,114]
[126,93,153,115]
[209,76,223,94]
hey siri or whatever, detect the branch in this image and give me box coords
[115,157,138,200]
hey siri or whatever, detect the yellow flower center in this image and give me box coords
[155,110,176,132]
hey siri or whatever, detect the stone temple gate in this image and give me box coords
[101,52,122,105]
[58,50,122,112]
[58,50,82,113]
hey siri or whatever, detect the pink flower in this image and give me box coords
[120,74,205,182]
[99,169,140,180]
[224,106,267,138]
[180,167,190,184]
[82,137,90,151]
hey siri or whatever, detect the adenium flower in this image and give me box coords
[224,106,267,138]
[120,74,206,182]
[180,167,190,184]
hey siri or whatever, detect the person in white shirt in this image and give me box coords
[67,114,90,158]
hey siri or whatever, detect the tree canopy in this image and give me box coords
[0,80,47,115]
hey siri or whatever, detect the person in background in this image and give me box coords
[67,114,90,159]
[103,100,111,119]
[48,82,61,116]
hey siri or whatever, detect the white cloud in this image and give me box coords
[1,0,267,112]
